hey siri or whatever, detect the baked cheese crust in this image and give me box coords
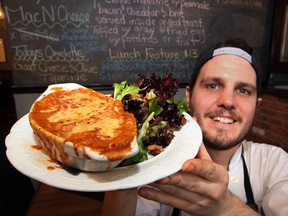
[29,87,137,165]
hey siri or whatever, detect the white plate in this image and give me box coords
[5,112,202,192]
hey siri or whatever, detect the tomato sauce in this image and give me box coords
[29,88,137,163]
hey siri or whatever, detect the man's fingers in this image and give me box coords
[196,143,212,160]
[182,159,228,183]
[155,171,227,199]
[180,143,212,176]
[138,185,202,210]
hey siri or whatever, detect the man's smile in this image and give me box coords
[211,116,235,124]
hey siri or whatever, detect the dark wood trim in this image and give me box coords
[0,18,12,71]
[26,183,103,216]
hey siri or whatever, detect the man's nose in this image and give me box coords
[216,90,235,110]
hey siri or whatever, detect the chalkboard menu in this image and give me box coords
[3,0,274,89]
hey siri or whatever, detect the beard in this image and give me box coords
[192,108,255,151]
[202,125,251,150]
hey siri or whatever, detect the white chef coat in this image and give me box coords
[135,140,288,216]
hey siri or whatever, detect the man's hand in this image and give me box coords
[138,144,259,216]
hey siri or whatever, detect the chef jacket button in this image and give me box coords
[230,176,238,183]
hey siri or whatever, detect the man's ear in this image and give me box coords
[257,97,262,107]
[185,86,191,105]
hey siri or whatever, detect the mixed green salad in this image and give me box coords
[113,73,189,166]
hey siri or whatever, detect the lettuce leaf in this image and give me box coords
[118,112,155,166]
[148,98,163,116]
[113,81,140,101]
[168,98,189,114]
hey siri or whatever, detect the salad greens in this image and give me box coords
[113,81,140,101]
[114,73,189,166]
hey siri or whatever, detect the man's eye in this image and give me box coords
[238,89,250,95]
[206,84,219,89]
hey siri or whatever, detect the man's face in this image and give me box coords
[186,55,262,150]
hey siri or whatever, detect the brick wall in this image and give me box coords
[251,89,288,152]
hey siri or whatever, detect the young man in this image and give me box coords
[101,38,288,216]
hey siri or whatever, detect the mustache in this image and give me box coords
[204,108,243,123]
